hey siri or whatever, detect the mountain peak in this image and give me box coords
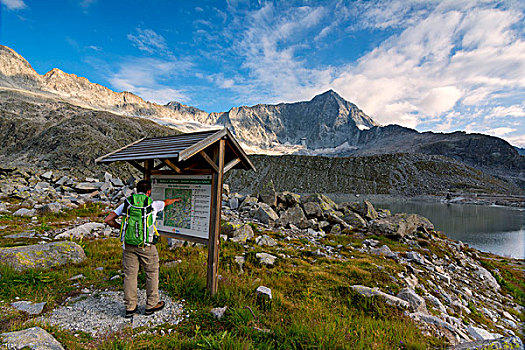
[313,89,343,101]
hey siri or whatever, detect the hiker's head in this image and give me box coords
[136,180,152,195]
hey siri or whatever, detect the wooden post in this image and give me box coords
[206,139,225,295]
[144,160,153,180]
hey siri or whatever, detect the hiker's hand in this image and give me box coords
[165,198,182,206]
[104,212,121,229]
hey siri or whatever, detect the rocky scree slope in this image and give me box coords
[225,154,522,197]
[0,89,179,177]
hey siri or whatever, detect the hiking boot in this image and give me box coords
[145,301,165,316]
[125,307,137,318]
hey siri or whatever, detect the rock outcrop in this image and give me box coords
[0,241,86,271]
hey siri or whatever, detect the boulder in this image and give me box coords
[0,241,86,271]
[256,252,277,266]
[325,211,352,230]
[111,177,124,187]
[257,180,277,207]
[256,235,278,247]
[39,202,62,214]
[229,197,239,210]
[252,203,279,225]
[13,208,36,217]
[467,326,500,341]
[301,194,336,211]
[278,206,308,228]
[41,171,53,180]
[350,285,409,309]
[370,245,396,259]
[210,306,228,320]
[11,301,46,315]
[239,196,258,210]
[302,202,323,219]
[342,211,367,228]
[406,251,426,265]
[453,336,523,350]
[256,286,272,300]
[280,191,301,207]
[75,182,103,193]
[230,224,254,243]
[54,222,105,240]
[371,213,434,239]
[396,288,427,313]
[0,327,64,350]
[476,265,500,291]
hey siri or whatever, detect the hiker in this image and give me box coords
[104,179,181,318]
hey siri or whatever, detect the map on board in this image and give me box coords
[163,188,192,229]
[151,175,212,239]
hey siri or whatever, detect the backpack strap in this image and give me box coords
[120,196,132,243]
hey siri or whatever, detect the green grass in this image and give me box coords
[0,207,448,349]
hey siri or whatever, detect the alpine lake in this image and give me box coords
[327,194,525,259]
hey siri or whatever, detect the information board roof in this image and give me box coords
[96,128,255,171]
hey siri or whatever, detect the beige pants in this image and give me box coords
[122,243,159,311]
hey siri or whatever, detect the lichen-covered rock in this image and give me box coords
[476,265,500,291]
[252,203,279,225]
[256,252,277,266]
[397,288,427,313]
[256,235,278,247]
[54,222,105,240]
[452,336,523,350]
[302,202,323,219]
[342,211,367,228]
[278,205,308,228]
[230,224,254,243]
[361,200,378,220]
[350,285,409,309]
[0,326,64,350]
[257,179,277,207]
[0,241,86,271]
[301,194,336,211]
[11,301,47,315]
[371,213,434,239]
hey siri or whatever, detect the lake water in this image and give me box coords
[327,195,525,259]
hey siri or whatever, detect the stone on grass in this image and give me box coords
[476,265,500,291]
[5,231,35,239]
[13,208,36,216]
[230,224,254,243]
[406,251,426,265]
[0,241,86,271]
[256,286,272,300]
[256,235,278,247]
[40,202,62,214]
[0,327,64,350]
[256,252,277,266]
[467,326,500,341]
[11,301,46,315]
[210,306,228,320]
[396,288,427,313]
[350,285,409,309]
[54,222,105,240]
[371,214,434,239]
[370,245,396,258]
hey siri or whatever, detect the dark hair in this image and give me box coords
[136,180,152,194]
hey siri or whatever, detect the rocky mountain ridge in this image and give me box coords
[1,45,523,190]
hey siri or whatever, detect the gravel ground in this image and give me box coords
[38,289,186,336]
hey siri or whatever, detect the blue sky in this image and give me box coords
[1,0,525,147]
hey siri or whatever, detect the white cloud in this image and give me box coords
[1,0,26,10]
[221,0,525,146]
[108,57,192,104]
[87,45,102,51]
[486,127,516,136]
[80,0,96,9]
[127,28,168,54]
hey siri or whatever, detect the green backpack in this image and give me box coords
[120,193,159,246]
